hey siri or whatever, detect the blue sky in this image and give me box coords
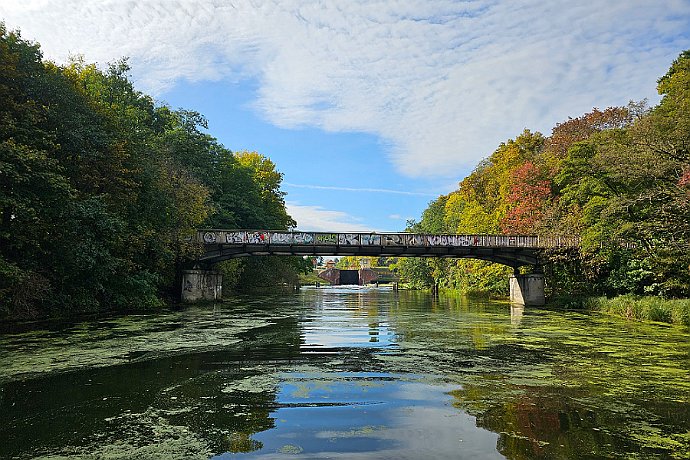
[2,1,690,231]
[158,78,442,231]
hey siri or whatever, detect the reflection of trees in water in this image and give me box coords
[8,291,687,458]
[378,290,690,459]
[0,314,304,457]
[184,314,303,454]
[450,385,653,459]
[369,321,380,342]
[385,290,514,351]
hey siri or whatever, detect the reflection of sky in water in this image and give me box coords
[213,372,501,459]
[4,288,686,458]
[301,319,395,349]
[300,286,397,349]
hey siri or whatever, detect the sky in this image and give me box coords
[2,0,690,232]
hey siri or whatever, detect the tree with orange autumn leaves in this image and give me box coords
[398,51,690,298]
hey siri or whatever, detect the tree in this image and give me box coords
[501,161,552,234]
[544,106,634,162]
[592,50,690,296]
[234,151,296,230]
[0,24,304,317]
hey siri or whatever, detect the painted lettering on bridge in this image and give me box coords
[293,233,314,244]
[246,232,268,244]
[197,230,578,249]
[406,234,426,246]
[269,232,293,244]
[203,232,218,243]
[426,235,479,246]
[383,234,404,246]
[315,233,338,244]
[360,234,381,245]
[225,232,246,243]
[339,234,360,245]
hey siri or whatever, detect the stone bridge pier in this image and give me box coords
[181,268,222,302]
[509,271,545,306]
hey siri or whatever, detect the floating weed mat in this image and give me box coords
[371,295,690,459]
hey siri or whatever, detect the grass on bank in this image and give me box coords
[591,295,690,326]
[552,294,690,327]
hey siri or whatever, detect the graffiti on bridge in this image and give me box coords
[200,231,578,248]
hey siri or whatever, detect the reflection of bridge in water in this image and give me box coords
[182,230,579,307]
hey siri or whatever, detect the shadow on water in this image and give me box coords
[0,287,688,458]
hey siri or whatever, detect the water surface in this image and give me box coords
[1,287,688,458]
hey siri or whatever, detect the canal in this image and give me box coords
[1,287,688,458]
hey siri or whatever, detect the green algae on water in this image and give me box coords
[2,289,689,459]
[278,444,304,454]
[0,309,272,383]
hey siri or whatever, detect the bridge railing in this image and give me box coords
[197,230,579,249]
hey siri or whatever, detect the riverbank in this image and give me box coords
[551,294,690,327]
[590,295,690,327]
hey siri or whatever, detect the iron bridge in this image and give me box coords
[196,230,578,269]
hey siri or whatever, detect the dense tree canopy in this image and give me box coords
[398,50,690,298]
[0,25,302,318]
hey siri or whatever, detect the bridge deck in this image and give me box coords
[196,230,578,268]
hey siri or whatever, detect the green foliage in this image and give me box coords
[397,131,545,293]
[336,256,377,269]
[392,257,434,289]
[231,256,311,293]
[404,50,690,300]
[393,201,450,290]
[234,151,296,230]
[298,268,323,286]
[590,295,690,327]
[0,25,300,318]
[446,260,511,296]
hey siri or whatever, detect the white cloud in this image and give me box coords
[2,0,689,177]
[286,202,375,232]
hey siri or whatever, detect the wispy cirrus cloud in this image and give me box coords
[388,214,414,221]
[283,182,436,197]
[2,1,689,177]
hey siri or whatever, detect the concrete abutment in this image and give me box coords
[509,273,545,306]
[181,269,222,302]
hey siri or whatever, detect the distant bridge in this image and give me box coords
[195,230,578,269]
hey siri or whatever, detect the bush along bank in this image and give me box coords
[587,295,690,327]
